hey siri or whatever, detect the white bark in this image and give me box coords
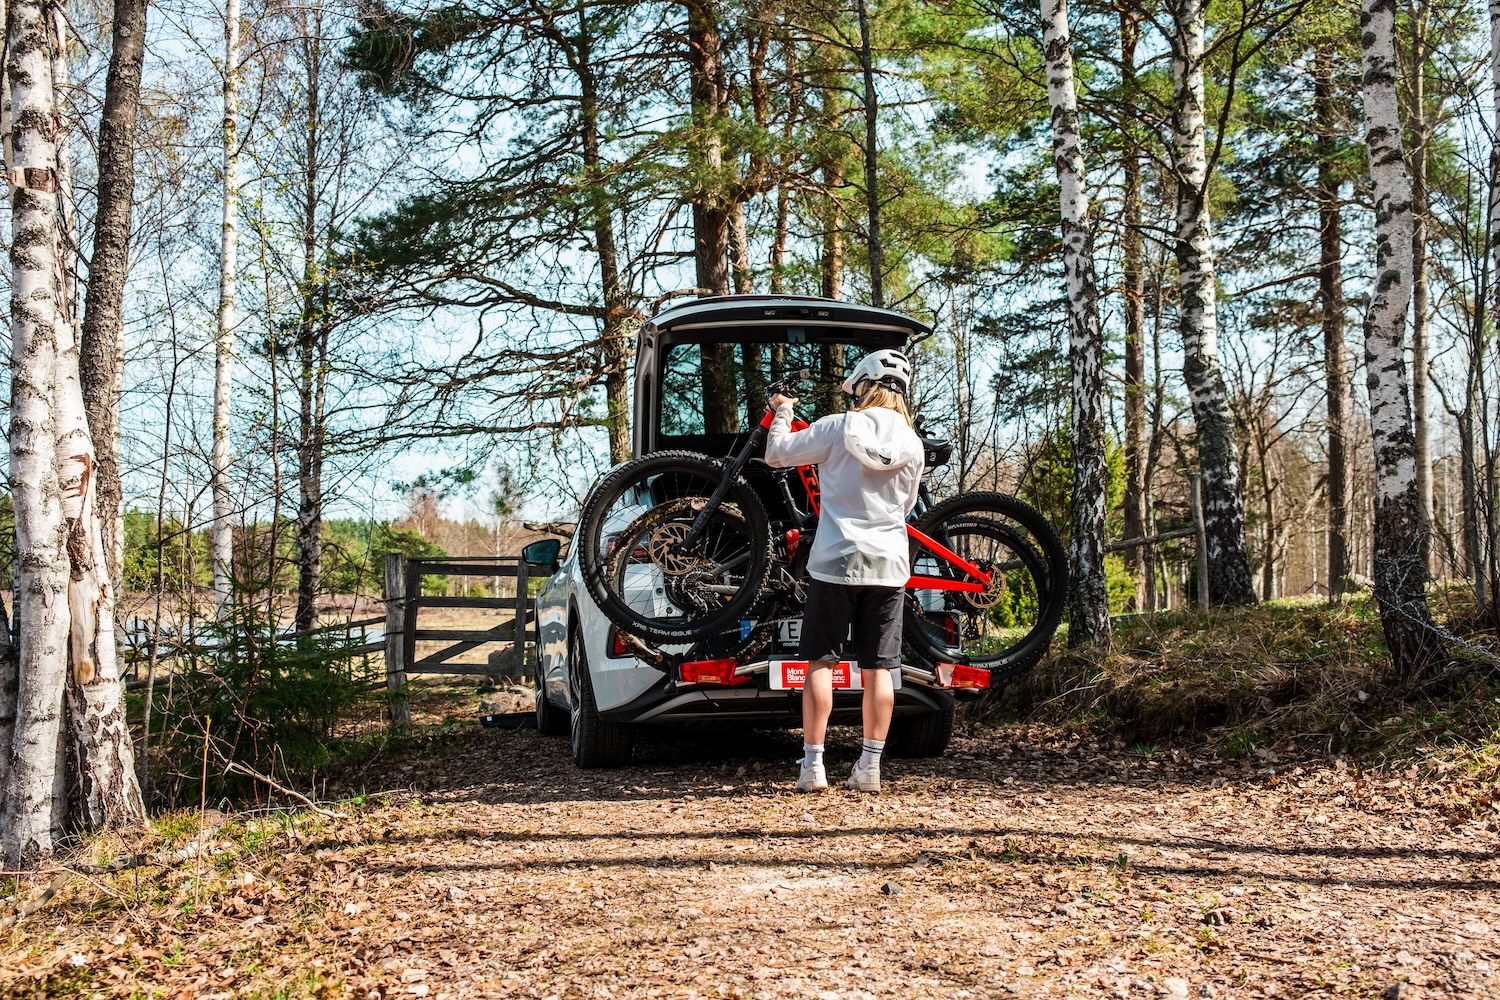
[55,268,146,830]
[0,0,13,807]
[213,0,241,608]
[1491,0,1500,304]
[1041,0,1108,646]
[46,0,146,831]
[1359,0,1441,675]
[48,7,80,332]
[1170,0,1255,606]
[5,0,72,866]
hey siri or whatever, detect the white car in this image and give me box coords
[529,295,962,768]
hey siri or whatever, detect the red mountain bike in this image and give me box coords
[577,370,1067,680]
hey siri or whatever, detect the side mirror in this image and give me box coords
[522,538,562,571]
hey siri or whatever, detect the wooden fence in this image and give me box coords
[382,554,536,727]
[1105,471,1210,611]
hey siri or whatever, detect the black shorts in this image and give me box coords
[798,580,904,671]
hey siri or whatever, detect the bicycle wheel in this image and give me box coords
[905,492,1068,677]
[577,451,772,643]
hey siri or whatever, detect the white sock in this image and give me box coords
[858,739,885,770]
[802,743,824,768]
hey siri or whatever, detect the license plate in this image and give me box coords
[768,660,901,691]
[777,619,801,647]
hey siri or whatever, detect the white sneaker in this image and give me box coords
[846,760,881,793]
[796,761,828,792]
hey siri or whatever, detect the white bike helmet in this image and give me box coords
[841,348,912,398]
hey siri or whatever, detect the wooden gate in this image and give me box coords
[383,554,536,727]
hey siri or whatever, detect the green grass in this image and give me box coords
[978,591,1500,767]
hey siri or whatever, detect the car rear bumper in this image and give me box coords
[598,662,954,727]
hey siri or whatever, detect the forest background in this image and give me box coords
[1,0,1498,867]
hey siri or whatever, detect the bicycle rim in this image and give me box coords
[577,452,771,644]
[906,496,1067,671]
[604,496,768,641]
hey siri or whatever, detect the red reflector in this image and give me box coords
[679,659,748,686]
[608,628,630,658]
[936,662,991,690]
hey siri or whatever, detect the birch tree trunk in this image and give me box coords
[1359,0,1444,678]
[1,0,15,827]
[1169,0,1256,607]
[0,594,17,813]
[1315,49,1351,601]
[1119,6,1148,611]
[47,3,145,830]
[1041,0,1109,647]
[55,252,146,831]
[1405,7,1433,571]
[5,0,72,865]
[80,0,148,594]
[1484,0,1500,614]
[295,12,324,635]
[213,0,241,609]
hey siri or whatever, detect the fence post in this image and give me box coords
[513,557,529,675]
[1189,473,1210,610]
[385,554,411,728]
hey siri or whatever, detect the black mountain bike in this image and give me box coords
[576,371,1068,680]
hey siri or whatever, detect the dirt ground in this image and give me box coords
[4,721,1498,999]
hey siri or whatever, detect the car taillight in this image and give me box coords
[940,613,959,644]
[935,662,991,689]
[679,659,750,686]
[607,627,630,658]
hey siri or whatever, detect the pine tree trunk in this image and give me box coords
[1041,0,1109,646]
[729,202,752,295]
[213,0,241,609]
[1315,50,1351,601]
[684,0,735,433]
[1169,0,1255,607]
[1359,0,1444,678]
[856,0,882,307]
[770,42,797,297]
[5,0,73,865]
[577,7,632,463]
[80,0,146,594]
[771,181,790,294]
[821,159,843,301]
[1120,7,1147,612]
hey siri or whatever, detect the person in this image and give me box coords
[764,348,925,793]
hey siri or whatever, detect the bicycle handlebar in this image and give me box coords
[766,368,812,400]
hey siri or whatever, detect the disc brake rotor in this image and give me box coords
[961,561,1005,611]
[646,521,698,575]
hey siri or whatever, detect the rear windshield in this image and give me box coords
[660,341,871,437]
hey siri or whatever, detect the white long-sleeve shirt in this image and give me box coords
[764,403,924,586]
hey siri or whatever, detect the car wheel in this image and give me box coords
[535,644,569,737]
[885,692,955,758]
[568,627,634,768]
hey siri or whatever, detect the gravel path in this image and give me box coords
[4,723,1497,998]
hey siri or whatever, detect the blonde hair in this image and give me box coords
[853,384,914,427]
